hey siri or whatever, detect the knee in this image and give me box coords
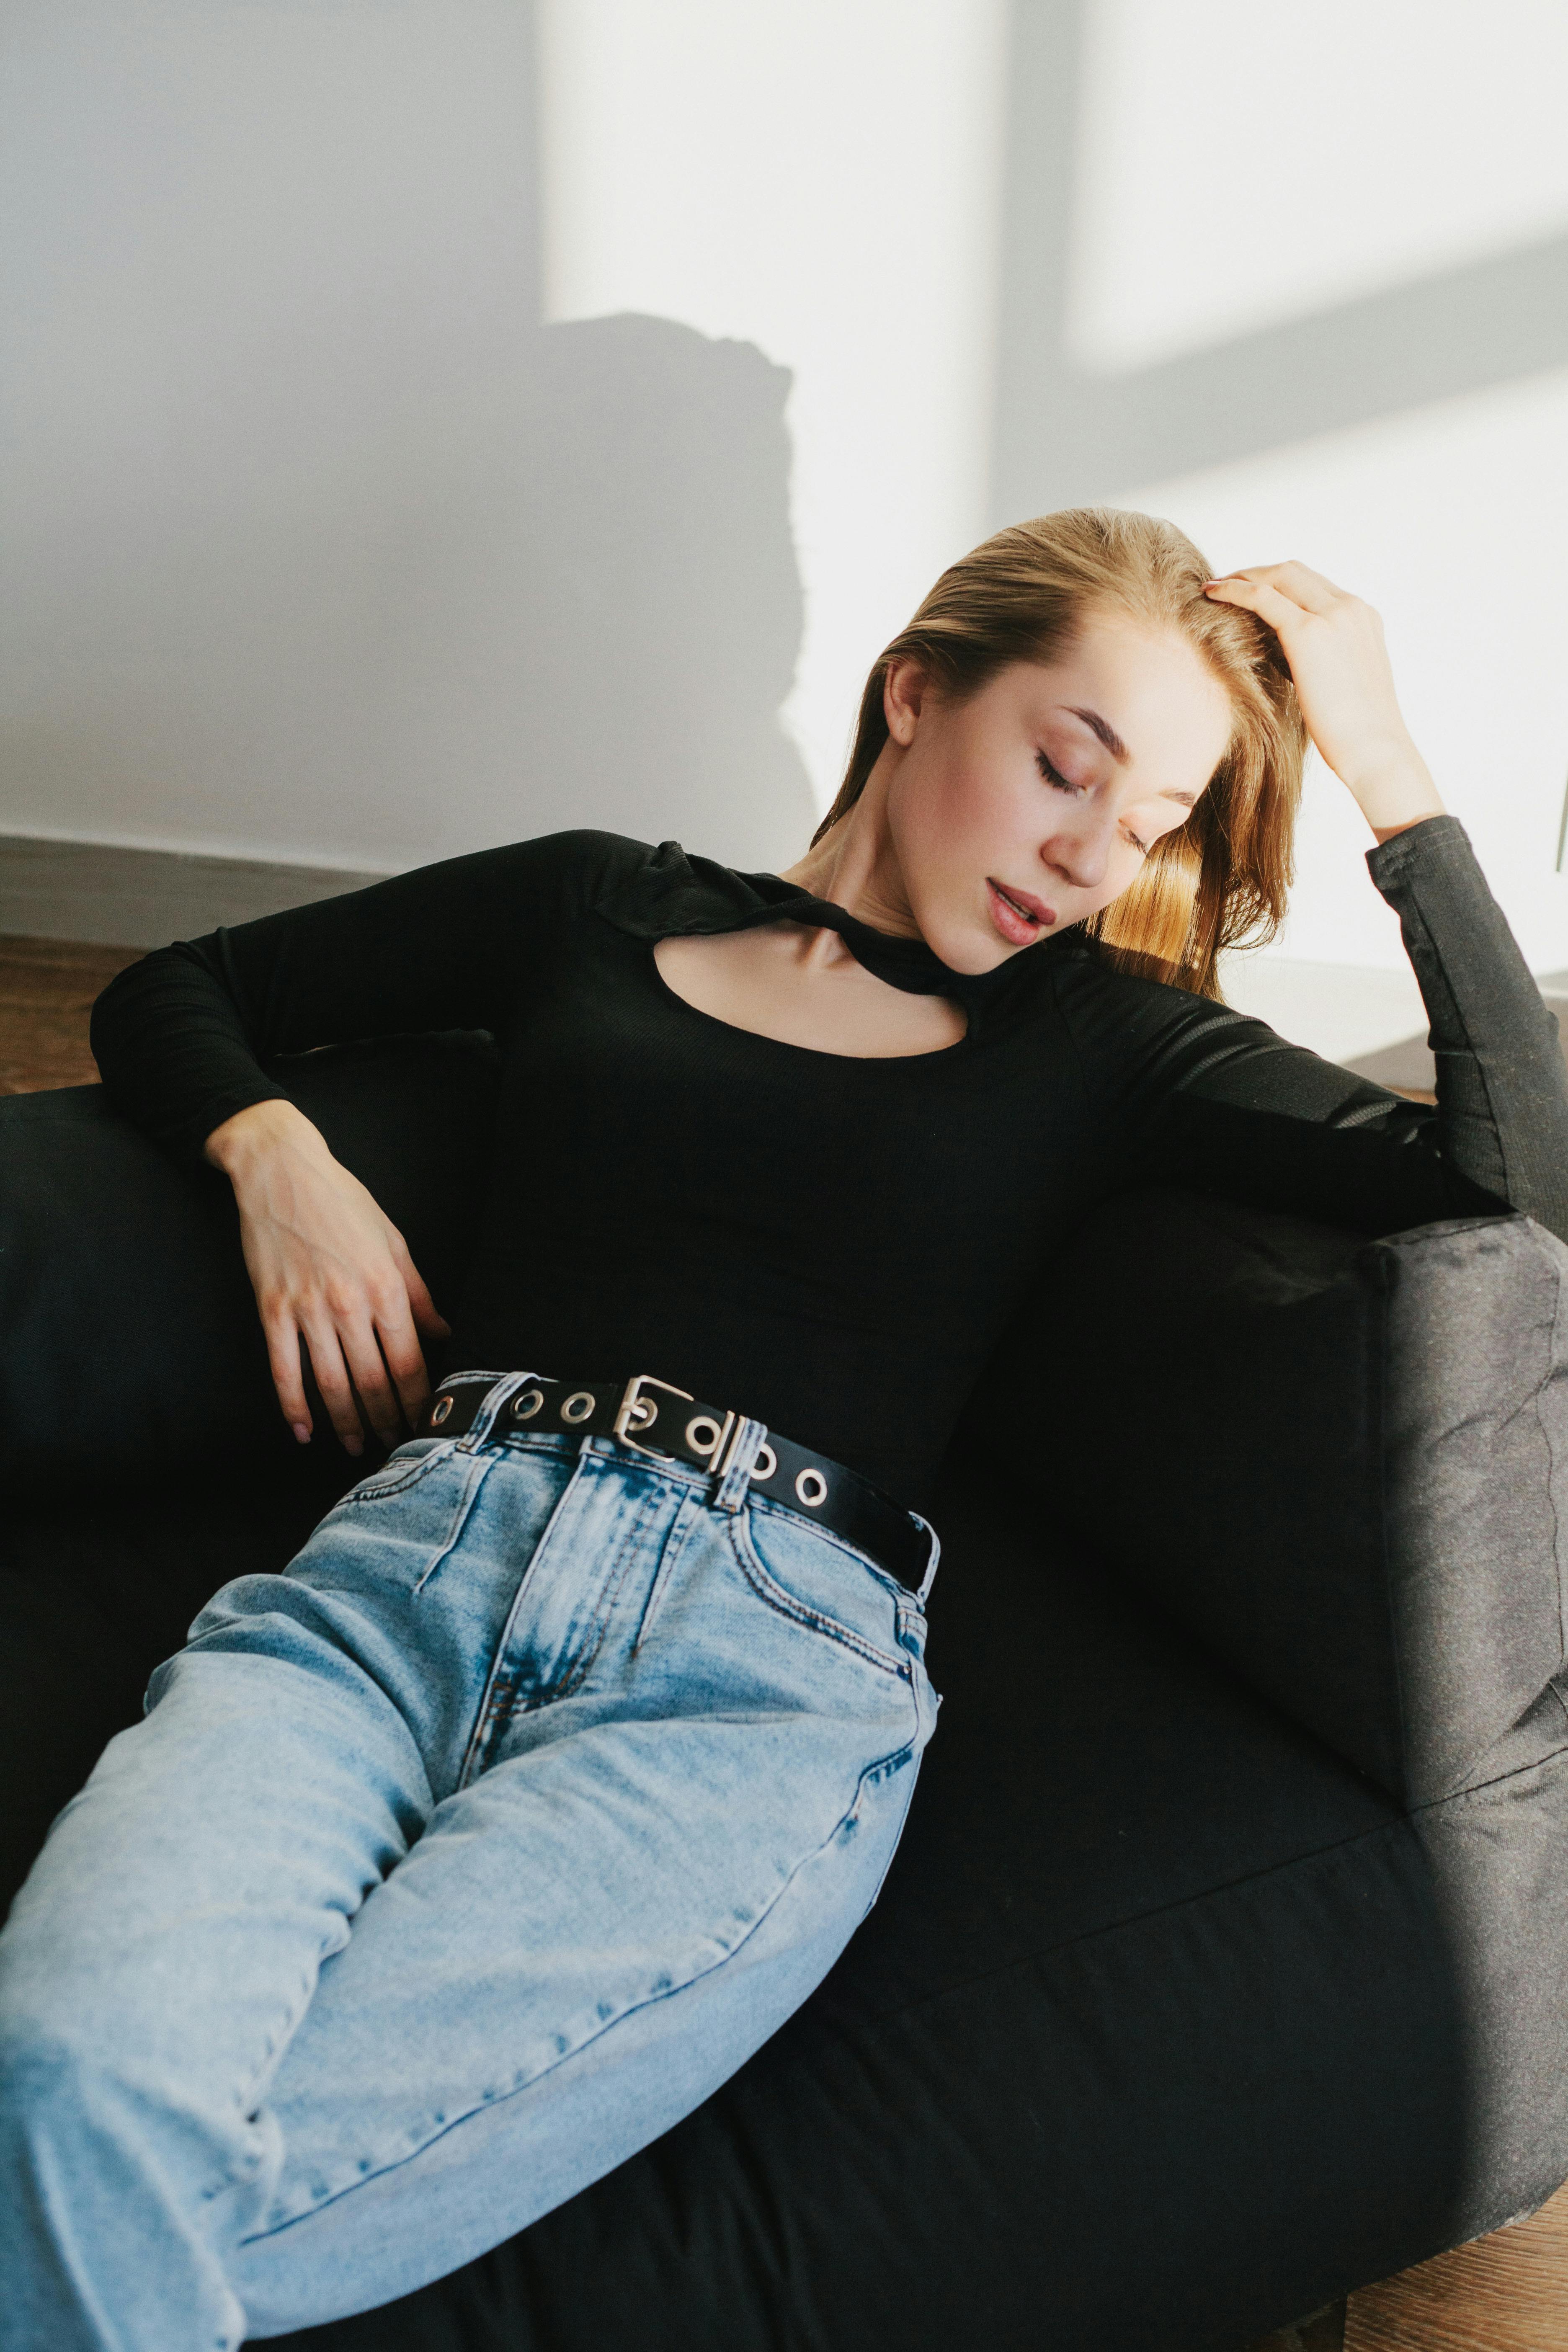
[0,2018,113,2165]
[0,1957,170,2164]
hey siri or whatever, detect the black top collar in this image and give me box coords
[596,837,1057,1008]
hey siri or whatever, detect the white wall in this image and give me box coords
[537,0,1007,809]
[1070,0,1568,374]
[0,0,548,871]
[0,0,1005,880]
[1074,0,1568,985]
[1,0,1563,1014]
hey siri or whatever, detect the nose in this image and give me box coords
[1042,805,1118,892]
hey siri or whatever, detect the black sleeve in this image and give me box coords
[89,830,625,1161]
[1065,815,1568,1245]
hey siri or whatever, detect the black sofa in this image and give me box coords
[4,1032,1568,2351]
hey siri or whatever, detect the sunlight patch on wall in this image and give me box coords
[1070,0,1568,376]
[537,0,1008,815]
[1117,368,1568,973]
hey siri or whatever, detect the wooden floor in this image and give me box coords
[0,933,141,1092]
[1247,2191,1568,2352]
[6,931,1568,2349]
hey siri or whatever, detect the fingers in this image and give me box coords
[263,1259,443,1457]
[1254,560,1346,614]
[282,1300,431,1456]
[1203,573,1307,637]
[264,1311,315,1447]
[367,1281,435,1435]
[297,1313,370,1456]
[389,1233,451,1341]
[1205,560,1356,620]
[336,1288,436,1452]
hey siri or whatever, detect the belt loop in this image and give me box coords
[910,1511,941,1604]
[457,1370,537,1452]
[713,1417,767,1514]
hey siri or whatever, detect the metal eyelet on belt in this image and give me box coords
[794,1468,828,1508]
[511,1387,544,1422]
[430,1395,454,1427]
[748,1443,778,1482]
[685,1413,724,1456]
[560,1391,597,1425]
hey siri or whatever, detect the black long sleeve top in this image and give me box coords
[90,817,1568,1506]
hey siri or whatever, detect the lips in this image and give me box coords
[987,877,1056,945]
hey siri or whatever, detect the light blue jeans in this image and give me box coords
[0,1375,939,2350]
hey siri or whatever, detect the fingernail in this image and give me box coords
[344,1435,363,1457]
[291,1421,312,1446]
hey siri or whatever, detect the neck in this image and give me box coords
[779,752,922,941]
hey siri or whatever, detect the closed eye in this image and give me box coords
[1037,749,1149,857]
[1036,748,1081,795]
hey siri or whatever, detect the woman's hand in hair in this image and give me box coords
[205,1098,451,1455]
[1202,562,1447,841]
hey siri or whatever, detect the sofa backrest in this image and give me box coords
[9,1032,1565,1810]
[0,1030,498,1494]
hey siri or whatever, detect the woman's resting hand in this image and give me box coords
[205,1099,451,1454]
[1202,561,1447,841]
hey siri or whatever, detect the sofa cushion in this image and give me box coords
[3,1460,1507,2352]
[965,1192,1568,1805]
[267,1469,1545,2352]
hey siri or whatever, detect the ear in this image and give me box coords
[882,658,930,747]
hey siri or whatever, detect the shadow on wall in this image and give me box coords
[394,312,815,877]
[0,0,814,900]
[0,304,814,913]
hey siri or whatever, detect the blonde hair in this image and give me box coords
[814,508,1308,999]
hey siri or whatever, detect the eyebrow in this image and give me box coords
[1062,704,1199,808]
[1063,705,1130,765]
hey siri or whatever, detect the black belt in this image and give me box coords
[420,1370,934,1597]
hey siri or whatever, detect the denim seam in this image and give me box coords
[455,1449,593,1790]
[412,1449,505,1596]
[191,1919,355,2215]
[546,1469,667,1706]
[632,1493,704,1653]
[242,1715,926,2241]
[726,1510,908,1679]
[860,1743,928,1919]
[338,1442,456,1506]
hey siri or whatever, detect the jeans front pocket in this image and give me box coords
[340,1439,456,1506]
[287,1438,484,1599]
[727,1500,915,1684]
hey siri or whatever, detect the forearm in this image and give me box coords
[204,1096,331,1180]
[90,939,294,1159]
[1368,816,1568,1237]
[1351,750,1447,843]
[91,840,571,1159]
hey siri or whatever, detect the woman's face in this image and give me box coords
[882,614,1235,974]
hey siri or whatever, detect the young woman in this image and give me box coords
[3,511,1565,2351]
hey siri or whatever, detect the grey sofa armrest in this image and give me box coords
[961,1191,1568,1805]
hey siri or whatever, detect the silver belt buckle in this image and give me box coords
[614,1372,691,1458]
